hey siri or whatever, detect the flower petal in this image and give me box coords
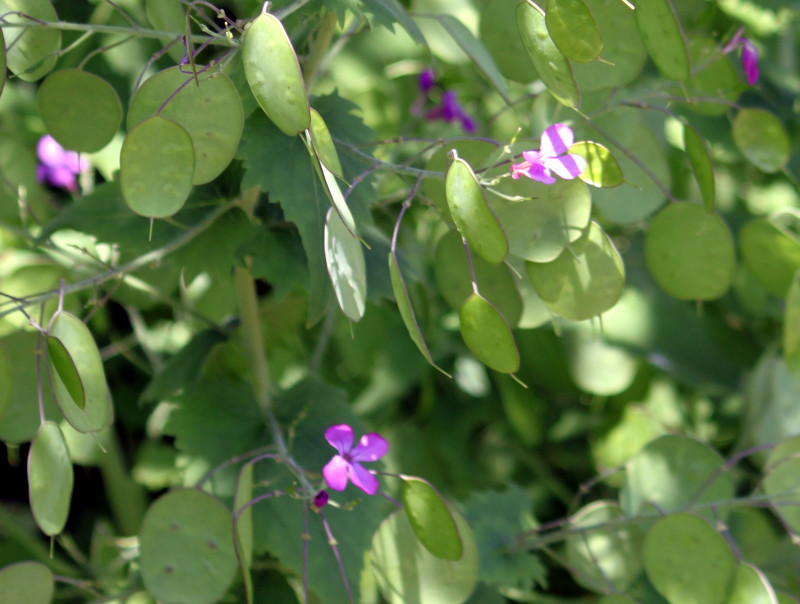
[323,455,350,491]
[419,69,435,93]
[351,432,388,462]
[741,40,759,86]
[325,424,353,455]
[37,135,64,166]
[527,162,556,185]
[539,123,574,157]
[544,153,587,180]
[348,462,380,495]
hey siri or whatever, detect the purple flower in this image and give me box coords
[322,424,388,496]
[426,90,476,133]
[36,135,87,191]
[418,68,435,93]
[723,28,759,86]
[312,489,329,510]
[510,123,586,185]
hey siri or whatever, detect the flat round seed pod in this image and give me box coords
[38,69,122,152]
[0,0,60,82]
[0,561,54,604]
[459,293,520,374]
[308,108,343,178]
[446,155,508,265]
[732,108,790,173]
[28,421,73,535]
[242,11,310,135]
[324,208,366,321]
[128,67,244,184]
[546,0,603,63]
[740,217,800,298]
[644,202,735,301]
[480,0,538,83]
[635,0,691,80]
[120,115,195,218]
[569,141,624,188]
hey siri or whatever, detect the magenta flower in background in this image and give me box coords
[418,68,435,93]
[36,135,87,191]
[510,123,586,185]
[322,424,388,496]
[723,28,759,86]
[312,489,329,510]
[411,69,476,133]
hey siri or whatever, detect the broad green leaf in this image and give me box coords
[361,0,427,47]
[325,208,366,321]
[234,463,254,603]
[645,202,735,300]
[144,0,185,62]
[120,116,195,218]
[480,0,538,83]
[526,221,624,321]
[763,436,800,534]
[47,334,84,410]
[308,109,343,178]
[643,514,736,604]
[546,0,603,63]
[732,108,790,173]
[0,561,54,604]
[389,252,446,374]
[38,70,121,153]
[727,563,778,604]
[28,421,73,536]
[371,509,478,604]
[402,477,462,560]
[565,501,644,592]
[739,217,800,297]
[446,155,508,265]
[679,37,741,116]
[572,0,647,91]
[0,344,11,421]
[0,0,60,82]
[434,230,522,327]
[48,311,113,433]
[242,12,310,135]
[635,0,691,80]
[683,123,716,212]
[127,67,244,185]
[459,293,519,374]
[139,489,237,604]
[569,141,624,188]
[437,14,510,103]
[620,435,734,519]
[518,1,580,107]
[489,174,592,263]
[784,270,800,368]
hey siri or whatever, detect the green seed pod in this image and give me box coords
[243,11,310,136]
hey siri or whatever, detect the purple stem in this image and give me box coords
[319,510,353,604]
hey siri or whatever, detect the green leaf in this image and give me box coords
[763,436,800,534]
[564,330,638,396]
[402,477,462,560]
[47,312,113,433]
[446,156,508,265]
[683,124,716,212]
[436,14,510,104]
[0,29,6,100]
[727,563,778,604]
[0,0,60,82]
[635,0,691,80]
[546,0,603,63]
[740,217,800,298]
[643,513,735,604]
[620,435,734,519]
[678,37,742,116]
[324,208,367,321]
[526,221,625,321]
[127,67,244,185]
[0,561,54,604]
[517,1,580,108]
[361,0,427,47]
[566,501,644,593]
[459,294,519,374]
[732,108,790,173]
[371,510,478,604]
[120,115,195,218]
[139,489,237,604]
[479,0,538,83]
[38,70,121,153]
[0,343,13,421]
[743,352,800,452]
[47,335,84,410]
[784,270,800,368]
[28,421,74,536]
[569,141,624,188]
[645,202,735,300]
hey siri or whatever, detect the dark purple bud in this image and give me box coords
[418,68,435,93]
[313,490,329,509]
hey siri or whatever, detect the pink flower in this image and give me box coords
[510,123,586,185]
[723,28,759,86]
[36,135,88,191]
[322,424,388,496]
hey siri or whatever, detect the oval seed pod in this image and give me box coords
[446,154,508,265]
[459,293,520,374]
[28,421,74,536]
[242,11,310,136]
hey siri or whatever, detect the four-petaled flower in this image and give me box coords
[510,123,586,185]
[323,424,388,496]
[36,135,88,191]
[722,28,759,86]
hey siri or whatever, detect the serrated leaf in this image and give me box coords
[402,477,462,560]
[683,124,716,212]
[436,14,510,104]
